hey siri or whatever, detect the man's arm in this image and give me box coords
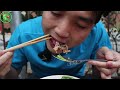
[5,24,28,79]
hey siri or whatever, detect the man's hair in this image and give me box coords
[94,11,111,24]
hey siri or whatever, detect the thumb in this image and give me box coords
[0,52,13,65]
[0,51,6,56]
[97,47,114,60]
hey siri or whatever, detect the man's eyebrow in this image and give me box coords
[78,16,93,23]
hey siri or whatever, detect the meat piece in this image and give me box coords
[53,41,70,53]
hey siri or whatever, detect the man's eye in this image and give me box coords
[77,24,86,29]
[51,11,61,17]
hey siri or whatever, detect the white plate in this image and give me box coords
[41,75,79,79]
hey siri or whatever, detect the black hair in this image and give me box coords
[94,11,111,24]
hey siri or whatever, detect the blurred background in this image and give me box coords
[0,11,120,79]
[0,11,43,50]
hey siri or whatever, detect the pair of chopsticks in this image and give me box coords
[3,34,52,53]
[53,54,116,63]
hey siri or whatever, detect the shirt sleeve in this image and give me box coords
[90,21,112,59]
[7,25,28,71]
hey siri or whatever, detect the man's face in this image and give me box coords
[42,11,95,54]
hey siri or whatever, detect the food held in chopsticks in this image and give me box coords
[53,41,71,54]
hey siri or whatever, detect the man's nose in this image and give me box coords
[55,21,71,38]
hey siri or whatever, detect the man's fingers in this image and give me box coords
[97,47,114,60]
[112,51,120,60]
[105,51,120,68]
[0,57,12,71]
[100,48,114,60]
[0,51,13,77]
[88,60,120,68]
[88,60,107,68]
[0,51,5,56]
[106,61,120,68]
[96,66,117,76]
[0,57,12,77]
[0,52,13,65]
[105,51,114,60]
[101,72,111,79]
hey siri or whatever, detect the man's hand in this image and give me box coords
[0,51,13,78]
[88,47,120,79]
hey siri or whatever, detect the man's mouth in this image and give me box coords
[49,37,65,48]
[49,36,70,54]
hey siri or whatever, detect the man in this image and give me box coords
[0,11,120,79]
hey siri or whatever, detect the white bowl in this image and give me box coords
[41,75,79,79]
